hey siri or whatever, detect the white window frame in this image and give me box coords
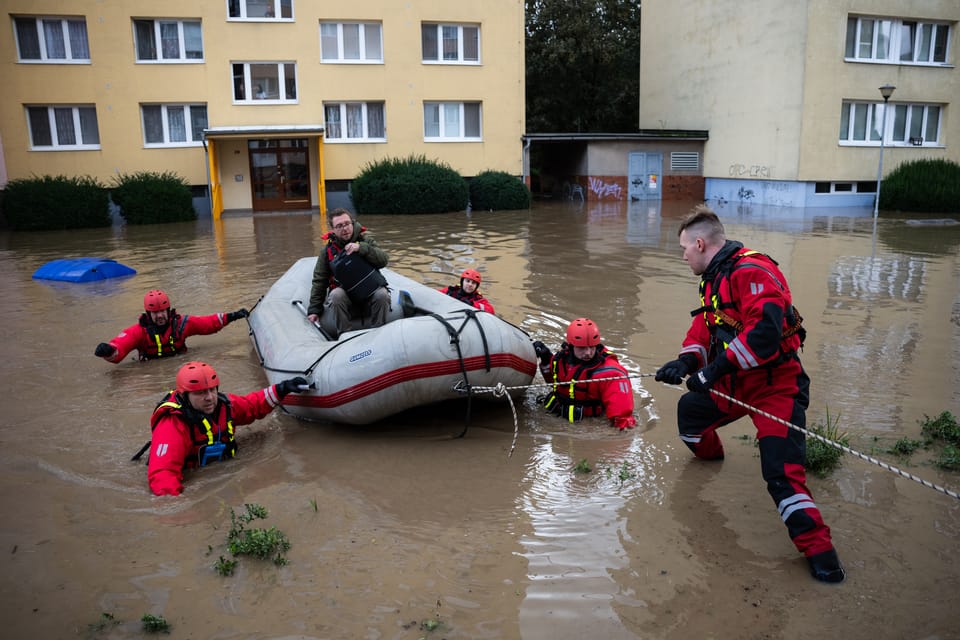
[141,104,208,147]
[26,105,100,150]
[320,22,383,63]
[13,16,90,63]
[421,23,480,64]
[423,102,482,141]
[133,19,204,63]
[232,61,298,103]
[845,15,951,65]
[227,0,293,21]
[839,100,942,147]
[323,102,386,142]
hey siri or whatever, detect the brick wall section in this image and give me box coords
[663,175,705,200]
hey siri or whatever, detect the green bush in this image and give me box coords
[881,158,960,214]
[350,154,468,214]
[2,174,110,230]
[111,171,195,224]
[469,170,531,211]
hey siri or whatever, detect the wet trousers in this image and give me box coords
[676,361,834,556]
[322,286,391,337]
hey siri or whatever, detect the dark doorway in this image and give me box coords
[248,138,311,210]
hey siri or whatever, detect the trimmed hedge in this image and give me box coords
[112,171,196,224]
[469,170,531,211]
[2,175,110,231]
[350,154,468,214]
[881,158,960,214]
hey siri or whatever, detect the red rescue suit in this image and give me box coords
[675,240,832,556]
[147,385,284,496]
[438,285,495,314]
[104,311,235,363]
[539,344,636,430]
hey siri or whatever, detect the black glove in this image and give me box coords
[655,355,698,385]
[226,308,249,323]
[276,376,309,399]
[532,341,552,366]
[686,357,735,395]
[94,342,114,358]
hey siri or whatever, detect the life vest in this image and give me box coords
[692,248,805,360]
[150,391,236,469]
[325,241,387,302]
[137,311,189,361]
[541,345,621,422]
[443,285,483,306]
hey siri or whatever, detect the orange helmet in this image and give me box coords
[144,289,171,312]
[566,318,601,347]
[176,361,219,393]
[460,268,482,284]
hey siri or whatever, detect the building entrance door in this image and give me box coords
[249,139,311,210]
[628,152,663,200]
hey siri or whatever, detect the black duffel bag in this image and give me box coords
[331,251,388,302]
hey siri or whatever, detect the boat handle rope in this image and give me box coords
[470,372,960,500]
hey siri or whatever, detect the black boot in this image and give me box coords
[807,549,845,583]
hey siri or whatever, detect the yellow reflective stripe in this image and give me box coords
[227,419,234,438]
[566,406,575,423]
[201,417,214,445]
[153,333,163,355]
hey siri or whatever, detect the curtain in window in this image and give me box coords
[79,107,99,144]
[924,106,940,143]
[442,26,458,60]
[891,105,907,141]
[463,26,478,61]
[143,106,164,143]
[15,19,41,59]
[899,22,916,61]
[54,107,76,145]
[168,106,187,142]
[839,104,850,140]
[160,22,180,59]
[857,20,874,58]
[321,23,339,59]
[343,24,360,59]
[346,104,364,138]
[325,105,342,138]
[367,103,384,138]
[908,106,924,139]
[875,20,892,59]
[364,24,381,60]
[423,104,440,137]
[68,20,89,59]
[27,108,52,146]
[135,21,157,60]
[869,104,884,141]
[464,103,481,137]
[421,25,438,60]
[852,104,867,140]
[190,106,208,141]
[43,20,66,59]
[184,22,202,59]
[918,24,932,61]
[443,103,460,136]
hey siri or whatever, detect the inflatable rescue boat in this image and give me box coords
[248,257,538,424]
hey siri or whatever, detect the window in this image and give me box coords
[423,102,481,140]
[421,23,480,63]
[228,0,293,20]
[845,16,950,64]
[26,105,100,149]
[133,19,203,61]
[840,100,942,146]
[14,16,89,62]
[142,104,207,146]
[323,102,385,141]
[232,62,297,102]
[320,22,382,62]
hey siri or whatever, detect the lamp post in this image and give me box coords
[873,84,896,220]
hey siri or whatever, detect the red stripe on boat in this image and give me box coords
[283,353,535,408]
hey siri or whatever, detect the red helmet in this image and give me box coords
[176,361,219,393]
[144,289,171,312]
[460,268,482,284]
[566,318,601,347]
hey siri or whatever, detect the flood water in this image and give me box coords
[1,199,958,639]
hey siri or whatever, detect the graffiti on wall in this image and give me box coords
[588,177,623,200]
[729,164,773,178]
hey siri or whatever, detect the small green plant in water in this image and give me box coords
[937,444,960,471]
[805,408,848,478]
[888,437,924,457]
[573,458,592,473]
[215,555,238,576]
[920,411,960,445]
[88,612,120,632]
[617,461,635,484]
[141,613,170,633]
[420,618,441,632]
[221,503,291,569]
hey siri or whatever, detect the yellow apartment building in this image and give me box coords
[0,0,526,216]
[639,0,958,208]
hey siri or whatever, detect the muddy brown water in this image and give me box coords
[1,200,958,639]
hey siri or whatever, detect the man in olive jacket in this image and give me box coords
[307,208,390,339]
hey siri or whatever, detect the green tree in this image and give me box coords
[526,0,641,133]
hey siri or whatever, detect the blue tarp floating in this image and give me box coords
[32,257,137,283]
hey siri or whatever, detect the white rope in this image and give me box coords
[465,373,960,501]
[705,388,960,501]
